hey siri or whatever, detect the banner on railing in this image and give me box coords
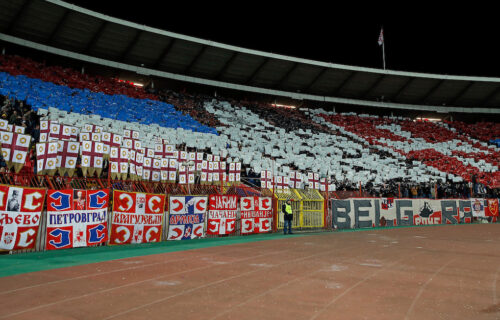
[240,197,273,234]
[331,198,498,230]
[207,195,238,235]
[0,186,46,250]
[46,189,109,250]
[110,191,165,244]
[167,196,207,240]
[485,199,499,217]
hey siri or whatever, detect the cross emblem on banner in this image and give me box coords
[179,163,195,184]
[189,152,204,171]
[201,160,210,183]
[218,161,226,182]
[60,125,78,141]
[122,138,141,151]
[308,172,320,190]
[320,178,330,192]
[57,140,79,171]
[0,119,8,131]
[36,142,58,173]
[145,148,155,159]
[167,158,178,182]
[40,120,57,142]
[134,152,144,178]
[110,147,129,178]
[155,144,175,159]
[260,170,272,189]
[174,150,187,163]
[102,132,122,148]
[151,158,162,181]
[123,129,139,140]
[289,171,302,189]
[83,124,103,133]
[48,123,64,141]
[274,175,289,190]
[80,141,104,176]
[1,132,30,170]
[142,157,153,181]
[229,162,241,183]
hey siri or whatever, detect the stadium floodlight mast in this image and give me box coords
[378,27,386,70]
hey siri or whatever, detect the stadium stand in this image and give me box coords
[312,110,500,189]
[0,54,157,100]
[0,53,499,199]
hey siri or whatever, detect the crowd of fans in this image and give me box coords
[0,95,40,173]
[1,95,40,139]
[158,89,223,129]
[0,55,156,100]
[0,54,499,200]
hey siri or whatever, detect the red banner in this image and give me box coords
[485,199,499,217]
[0,185,46,251]
[110,190,165,244]
[46,189,109,250]
[240,197,273,234]
[207,195,238,235]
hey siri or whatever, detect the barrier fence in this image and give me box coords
[1,172,498,255]
[0,173,329,254]
[331,198,499,230]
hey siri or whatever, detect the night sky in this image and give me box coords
[66,2,500,78]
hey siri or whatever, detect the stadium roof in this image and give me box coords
[1,0,500,114]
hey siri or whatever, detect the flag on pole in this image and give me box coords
[378,28,384,46]
[378,27,386,70]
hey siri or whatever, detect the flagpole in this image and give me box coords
[382,40,386,70]
[379,27,386,70]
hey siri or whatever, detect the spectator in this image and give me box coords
[0,153,7,173]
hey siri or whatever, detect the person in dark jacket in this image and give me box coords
[282,199,294,234]
[0,152,7,172]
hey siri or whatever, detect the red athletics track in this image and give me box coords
[0,224,499,320]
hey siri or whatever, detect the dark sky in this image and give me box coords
[66,2,500,77]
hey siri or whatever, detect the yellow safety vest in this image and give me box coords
[285,204,292,214]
